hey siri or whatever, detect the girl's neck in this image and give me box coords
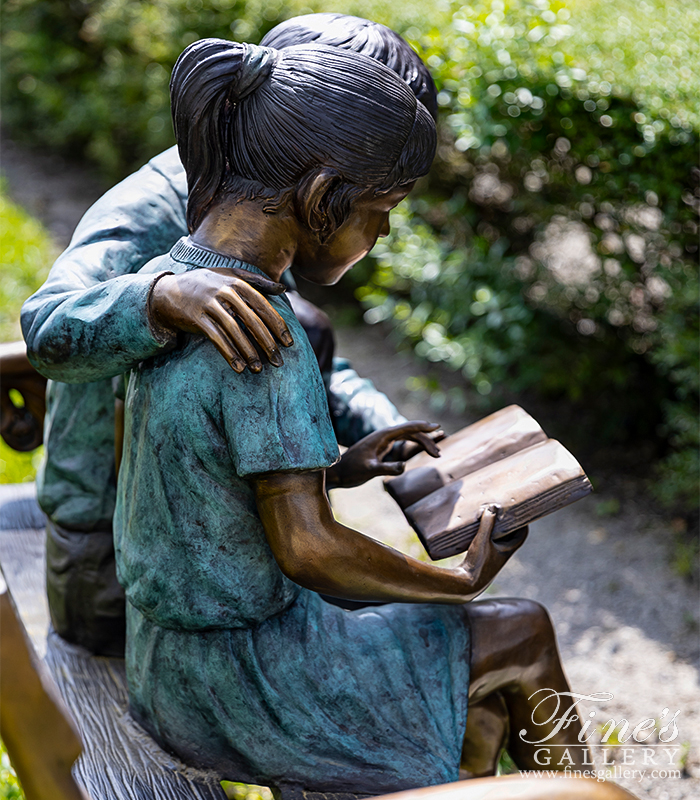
[191,197,297,282]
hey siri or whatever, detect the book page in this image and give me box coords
[405,439,592,560]
[386,405,547,508]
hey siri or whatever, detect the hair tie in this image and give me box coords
[236,44,279,100]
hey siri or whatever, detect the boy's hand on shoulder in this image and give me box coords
[326,421,442,489]
[149,267,294,373]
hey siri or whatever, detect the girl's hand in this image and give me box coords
[457,506,528,598]
[326,421,443,489]
[149,267,294,373]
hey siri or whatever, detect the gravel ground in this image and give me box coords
[330,323,700,800]
[2,135,698,800]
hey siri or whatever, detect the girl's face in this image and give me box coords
[292,184,413,285]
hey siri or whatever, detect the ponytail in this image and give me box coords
[170,39,278,232]
[170,39,435,238]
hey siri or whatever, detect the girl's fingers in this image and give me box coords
[235,281,294,347]
[461,505,500,568]
[197,316,246,373]
[476,505,499,540]
[218,288,284,367]
[204,305,262,372]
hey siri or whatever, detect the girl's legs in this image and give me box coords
[460,691,509,778]
[461,597,589,774]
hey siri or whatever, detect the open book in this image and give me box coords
[384,405,592,560]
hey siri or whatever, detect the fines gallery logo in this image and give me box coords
[518,689,683,781]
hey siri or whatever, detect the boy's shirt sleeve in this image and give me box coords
[328,357,407,446]
[21,147,188,383]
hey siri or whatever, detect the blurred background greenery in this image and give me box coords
[0,2,697,796]
[1,0,697,519]
[0,185,51,485]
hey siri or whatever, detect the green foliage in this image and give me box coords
[672,534,699,581]
[356,0,698,513]
[221,782,273,800]
[0,439,43,486]
[0,185,57,342]
[0,742,23,800]
[1,0,697,513]
[0,185,53,484]
[0,0,446,179]
[497,749,518,775]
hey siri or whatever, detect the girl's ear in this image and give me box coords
[294,168,343,241]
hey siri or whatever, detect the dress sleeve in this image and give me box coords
[221,299,339,478]
[21,147,188,383]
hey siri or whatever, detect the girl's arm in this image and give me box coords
[254,470,526,604]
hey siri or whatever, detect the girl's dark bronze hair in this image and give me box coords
[170,39,436,237]
[260,13,438,120]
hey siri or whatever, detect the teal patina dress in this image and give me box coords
[115,239,470,793]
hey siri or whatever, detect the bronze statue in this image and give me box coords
[109,37,591,794]
[11,13,440,659]
[1,15,626,798]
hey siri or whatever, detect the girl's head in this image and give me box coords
[260,13,438,120]
[170,39,436,246]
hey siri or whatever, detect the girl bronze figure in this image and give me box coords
[115,38,588,794]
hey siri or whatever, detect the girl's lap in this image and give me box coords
[126,591,470,792]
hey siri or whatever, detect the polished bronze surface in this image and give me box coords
[0,579,86,800]
[149,266,293,373]
[406,438,592,559]
[386,405,548,508]
[465,598,591,769]
[255,479,524,604]
[191,183,414,287]
[374,774,639,800]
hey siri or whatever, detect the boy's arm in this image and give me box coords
[21,148,291,383]
[328,357,408,446]
[21,149,188,382]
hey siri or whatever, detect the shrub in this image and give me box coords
[356,1,698,513]
[0,0,442,179]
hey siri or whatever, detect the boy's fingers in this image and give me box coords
[379,461,406,477]
[218,288,284,367]
[235,281,294,347]
[197,317,246,373]
[383,420,440,440]
[205,305,262,372]
[405,431,441,458]
[217,267,287,295]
